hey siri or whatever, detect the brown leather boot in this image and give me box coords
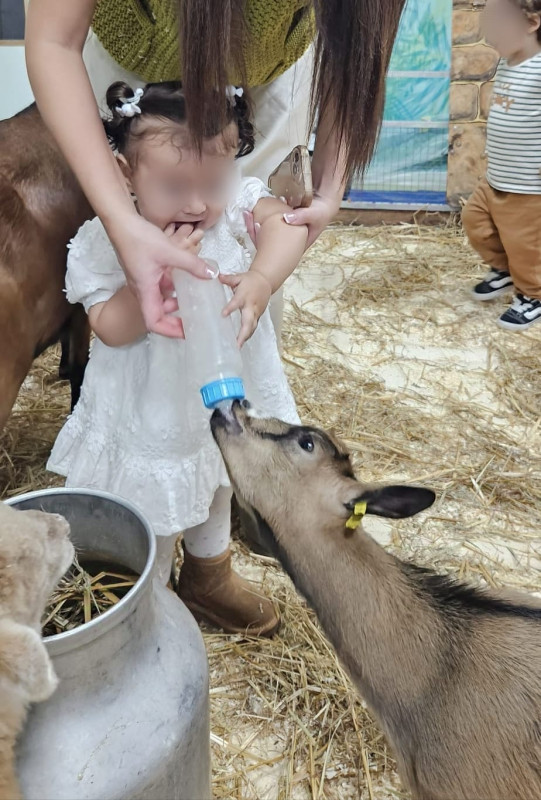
[177,546,280,637]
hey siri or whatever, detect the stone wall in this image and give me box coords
[448,0,499,207]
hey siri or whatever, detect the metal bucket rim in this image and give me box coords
[4,487,156,651]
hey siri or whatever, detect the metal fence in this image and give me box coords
[345,120,450,211]
[343,0,452,211]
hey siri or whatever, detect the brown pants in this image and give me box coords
[462,178,541,299]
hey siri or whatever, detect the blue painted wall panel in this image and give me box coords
[347,0,452,206]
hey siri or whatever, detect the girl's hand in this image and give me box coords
[282,190,342,249]
[220,272,272,347]
[160,223,205,308]
[107,214,210,338]
[164,222,204,255]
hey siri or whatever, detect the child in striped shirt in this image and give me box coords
[462,0,541,330]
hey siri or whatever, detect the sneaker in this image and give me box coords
[498,294,541,330]
[472,269,514,301]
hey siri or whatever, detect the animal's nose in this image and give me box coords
[210,400,244,435]
[227,398,249,416]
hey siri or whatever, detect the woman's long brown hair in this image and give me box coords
[179,0,407,179]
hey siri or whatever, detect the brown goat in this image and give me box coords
[211,402,541,800]
[0,104,92,431]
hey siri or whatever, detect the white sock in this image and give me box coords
[183,486,232,559]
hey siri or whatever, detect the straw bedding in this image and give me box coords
[42,557,137,637]
[1,221,540,799]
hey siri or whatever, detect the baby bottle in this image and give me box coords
[173,261,245,409]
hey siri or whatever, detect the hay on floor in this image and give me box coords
[1,221,540,800]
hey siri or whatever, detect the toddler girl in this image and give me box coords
[48,81,308,636]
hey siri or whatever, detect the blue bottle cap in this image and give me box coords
[200,377,245,409]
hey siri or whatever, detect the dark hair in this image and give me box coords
[103,80,254,159]
[178,0,408,180]
[310,0,406,178]
[511,0,541,41]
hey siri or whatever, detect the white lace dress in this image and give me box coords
[47,177,299,537]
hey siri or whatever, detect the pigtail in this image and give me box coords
[103,81,139,152]
[232,91,254,159]
[102,79,252,158]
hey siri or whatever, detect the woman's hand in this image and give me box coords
[243,210,261,248]
[281,190,343,249]
[107,214,210,338]
[280,111,348,249]
[244,187,342,252]
[220,271,272,347]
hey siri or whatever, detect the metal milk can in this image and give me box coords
[7,488,211,800]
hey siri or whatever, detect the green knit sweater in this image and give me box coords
[92,0,314,86]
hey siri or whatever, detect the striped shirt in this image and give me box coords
[486,52,541,194]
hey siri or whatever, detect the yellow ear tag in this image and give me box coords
[345,501,367,530]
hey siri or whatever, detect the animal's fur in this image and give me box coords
[0,502,74,800]
[0,104,92,432]
[212,403,541,800]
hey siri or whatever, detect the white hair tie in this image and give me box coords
[116,88,144,118]
[225,85,244,104]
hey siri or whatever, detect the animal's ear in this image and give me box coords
[347,486,436,519]
[0,620,58,702]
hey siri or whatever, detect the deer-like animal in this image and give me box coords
[211,401,541,800]
[0,104,92,432]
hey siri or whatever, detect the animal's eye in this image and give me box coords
[298,435,315,453]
